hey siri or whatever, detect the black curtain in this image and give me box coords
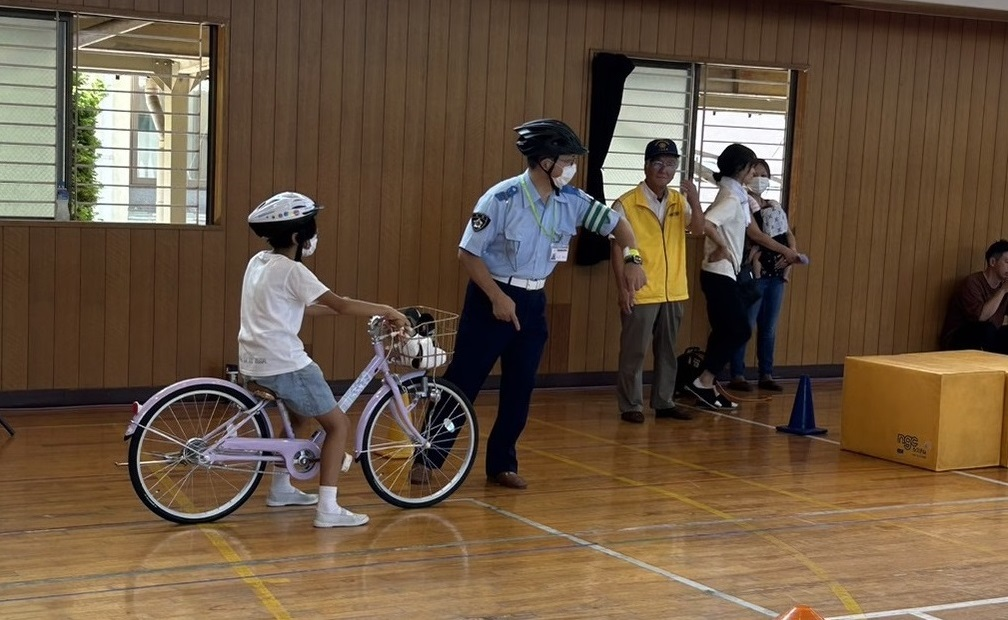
[575,52,636,266]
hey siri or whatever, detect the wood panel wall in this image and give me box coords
[2,0,1007,395]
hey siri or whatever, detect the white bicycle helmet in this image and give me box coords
[248,191,320,235]
[248,191,322,261]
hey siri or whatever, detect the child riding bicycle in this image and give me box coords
[241,191,408,528]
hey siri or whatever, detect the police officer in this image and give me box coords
[418,119,647,490]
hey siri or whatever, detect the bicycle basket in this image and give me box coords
[386,306,458,373]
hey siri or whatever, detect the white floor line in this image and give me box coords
[911,612,943,619]
[953,470,1008,487]
[827,594,1008,619]
[686,405,841,445]
[799,494,1008,517]
[706,407,1008,491]
[466,498,779,618]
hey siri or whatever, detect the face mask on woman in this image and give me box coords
[747,177,770,195]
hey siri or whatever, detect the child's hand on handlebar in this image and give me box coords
[381,307,410,330]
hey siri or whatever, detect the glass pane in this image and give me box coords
[74,18,212,224]
[0,16,59,218]
[695,65,792,209]
[602,64,693,205]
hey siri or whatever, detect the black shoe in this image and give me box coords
[655,407,692,420]
[620,410,645,424]
[685,383,739,411]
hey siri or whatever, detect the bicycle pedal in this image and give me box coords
[341,452,353,473]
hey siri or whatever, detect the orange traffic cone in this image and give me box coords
[774,605,825,620]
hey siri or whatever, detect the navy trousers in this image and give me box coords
[432,280,548,477]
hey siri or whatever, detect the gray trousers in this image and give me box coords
[616,301,684,413]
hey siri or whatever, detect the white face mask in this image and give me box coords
[747,177,770,195]
[552,162,577,189]
[302,234,318,257]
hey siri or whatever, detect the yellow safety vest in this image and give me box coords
[618,184,689,304]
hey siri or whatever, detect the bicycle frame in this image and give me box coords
[123,333,432,480]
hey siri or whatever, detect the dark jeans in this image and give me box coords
[942,321,1008,354]
[699,271,752,377]
[423,281,548,477]
[731,276,786,377]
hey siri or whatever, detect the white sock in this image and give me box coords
[270,467,297,493]
[318,485,339,512]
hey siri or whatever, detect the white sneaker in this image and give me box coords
[313,507,370,528]
[266,487,319,507]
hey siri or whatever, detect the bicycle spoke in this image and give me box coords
[129,385,268,523]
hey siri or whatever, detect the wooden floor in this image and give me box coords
[4,380,1008,619]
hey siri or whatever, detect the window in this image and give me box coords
[0,14,63,218]
[597,57,796,211]
[0,9,217,224]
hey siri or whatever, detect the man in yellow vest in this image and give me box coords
[610,139,704,423]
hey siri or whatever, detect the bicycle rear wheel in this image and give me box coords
[128,382,271,524]
[360,376,477,508]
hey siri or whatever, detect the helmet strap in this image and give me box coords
[540,158,561,196]
[292,230,305,262]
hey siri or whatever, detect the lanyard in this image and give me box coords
[519,178,559,242]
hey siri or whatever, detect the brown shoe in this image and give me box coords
[655,407,692,420]
[488,471,527,489]
[410,463,430,484]
[728,377,753,392]
[620,410,645,424]
[758,378,784,392]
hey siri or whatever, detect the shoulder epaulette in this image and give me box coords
[494,186,519,202]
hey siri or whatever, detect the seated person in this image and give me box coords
[940,239,1008,353]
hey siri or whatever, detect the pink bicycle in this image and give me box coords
[122,308,477,524]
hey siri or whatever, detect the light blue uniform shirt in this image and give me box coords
[459,171,619,280]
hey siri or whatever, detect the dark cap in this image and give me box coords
[644,139,680,161]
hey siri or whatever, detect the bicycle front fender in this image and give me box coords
[354,370,428,452]
[123,377,259,440]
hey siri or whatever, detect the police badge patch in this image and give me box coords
[471,213,490,232]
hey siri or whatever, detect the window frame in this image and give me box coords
[0,7,219,226]
[596,54,801,213]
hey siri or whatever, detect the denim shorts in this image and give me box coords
[246,362,338,418]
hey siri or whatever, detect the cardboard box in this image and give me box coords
[841,354,1005,471]
[896,351,1008,467]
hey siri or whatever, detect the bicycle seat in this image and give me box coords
[245,382,278,402]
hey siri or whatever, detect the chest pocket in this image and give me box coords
[503,215,533,271]
[554,218,577,251]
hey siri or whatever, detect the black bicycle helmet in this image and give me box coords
[514,119,588,161]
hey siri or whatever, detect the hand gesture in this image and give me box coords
[382,307,410,330]
[618,287,634,315]
[622,263,647,296]
[709,245,730,264]
[680,179,699,205]
[492,293,521,331]
[781,247,802,265]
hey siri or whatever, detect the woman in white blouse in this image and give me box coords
[686,145,800,410]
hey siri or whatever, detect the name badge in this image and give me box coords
[550,244,569,262]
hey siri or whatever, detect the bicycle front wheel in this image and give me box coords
[360,376,477,508]
[128,382,271,524]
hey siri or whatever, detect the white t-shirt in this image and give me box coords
[701,178,751,280]
[238,251,329,377]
